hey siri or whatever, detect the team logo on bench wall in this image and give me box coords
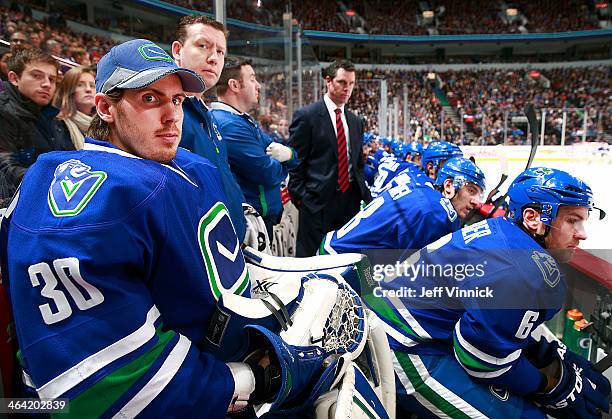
[198,202,249,299]
[48,159,107,217]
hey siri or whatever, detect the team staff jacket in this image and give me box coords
[321,182,460,255]
[179,96,247,241]
[211,102,298,218]
[375,217,566,396]
[0,138,250,418]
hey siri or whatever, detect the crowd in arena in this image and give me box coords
[156,0,604,35]
[343,67,612,145]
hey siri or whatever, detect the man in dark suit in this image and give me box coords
[288,60,371,257]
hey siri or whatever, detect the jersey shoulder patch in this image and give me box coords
[47,159,107,217]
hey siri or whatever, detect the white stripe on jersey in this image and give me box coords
[454,320,522,366]
[453,349,514,379]
[37,306,161,399]
[113,334,191,418]
[83,142,198,187]
[323,232,337,254]
[393,352,489,419]
[382,322,417,348]
[388,295,432,340]
[392,353,451,419]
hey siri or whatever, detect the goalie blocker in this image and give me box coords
[208,248,395,417]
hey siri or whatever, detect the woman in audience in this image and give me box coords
[53,66,95,149]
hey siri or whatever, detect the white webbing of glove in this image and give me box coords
[266,142,293,163]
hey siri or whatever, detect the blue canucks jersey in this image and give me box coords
[370,217,566,396]
[370,158,428,198]
[364,155,378,187]
[1,138,249,418]
[321,182,460,254]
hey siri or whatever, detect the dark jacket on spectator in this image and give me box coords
[0,82,73,207]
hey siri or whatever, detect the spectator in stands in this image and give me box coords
[277,118,289,143]
[53,66,96,149]
[28,31,42,49]
[0,52,10,81]
[211,57,298,239]
[9,31,28,50]
[171,15,248,242]
[44,39,62,57]
[0,48,73,207]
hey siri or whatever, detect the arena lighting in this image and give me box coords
[506,8,518,17]
[345,9,356,17]
[422,10,434,18]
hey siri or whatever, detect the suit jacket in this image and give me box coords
[288,99,371,213]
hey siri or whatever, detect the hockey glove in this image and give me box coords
[530,339,610,418]
[266,142,293,163]
[242,325,341,415]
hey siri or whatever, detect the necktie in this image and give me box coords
[335,108,350,193]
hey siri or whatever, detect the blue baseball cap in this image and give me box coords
[96,39,205,94]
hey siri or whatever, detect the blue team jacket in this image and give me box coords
[211,102,298,218]
[180,97,246,240]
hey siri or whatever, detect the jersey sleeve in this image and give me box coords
[451,250,563,396]
[5,176,239,418]
[219,117,288,187]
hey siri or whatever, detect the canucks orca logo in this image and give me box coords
[48,159,107,217]
[533,168,553,177]
[138,43,172,62]
[198,202,249,300]
[489,385,510,401]
[531,250,560,287]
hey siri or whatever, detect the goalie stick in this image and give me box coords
[485,103,540,218]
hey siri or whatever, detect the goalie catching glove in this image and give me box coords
[528,336,611,419]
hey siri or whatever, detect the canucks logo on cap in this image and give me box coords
[138,43,173,62]
[48,159,107,217]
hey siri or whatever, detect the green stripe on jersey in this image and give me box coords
[394,352,473,419]
[61,326,176,418]
[353,395,378,419]
[453,335,499,372]
[363,293,421,341]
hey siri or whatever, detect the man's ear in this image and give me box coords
[522,207,544,235]
[94,93,114,124]
[7,71,19,87]
[228,78,241,93]
[442,178,455,198]
[171,41,183,62]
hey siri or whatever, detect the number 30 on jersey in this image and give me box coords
[28,257,104,325]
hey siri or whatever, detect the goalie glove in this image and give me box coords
[243,325,343,416]
[529,338,611,418]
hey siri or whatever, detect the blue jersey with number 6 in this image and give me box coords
[373,217,566,396]
[321,183,460,254]
[0,138,248,418]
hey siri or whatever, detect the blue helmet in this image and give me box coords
[382,137,393,147]
[406,141,424,156]
[363,132,375,145]
[423,141,463,171]
[507,167,595,225]
[434,157,486,191]
[394,143,411,160]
